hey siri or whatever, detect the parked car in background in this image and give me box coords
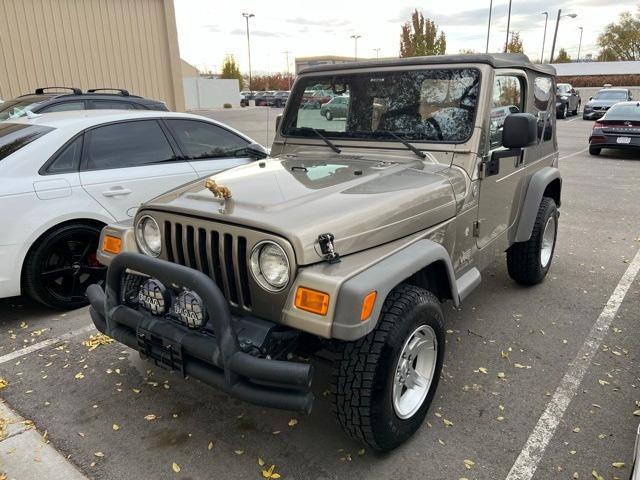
[0,87,168,121]
[254,91,275,107]
[0,110,267,309]
[320,95,349,120]
[582,88,633,120]
[269,91,290,108]
[302,90,335,109]
[240,91,256,107]
[588,101,640,155]
[556,83,581,119]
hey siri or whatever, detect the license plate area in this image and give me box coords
[617,136,631,144]
[137,327,185,375]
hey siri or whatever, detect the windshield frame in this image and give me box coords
[281,66,482,146]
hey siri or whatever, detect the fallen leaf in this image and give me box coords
[112,424,120,431]
[633,410,640,416]
[612,462,625,468]
[287,418,298,427]
[598,379,609,386]
[74,372,85,380]
[208,441,214,451]
[463,459,475,469]
[0,378,8,390]
[443,418,454,427]
[591,470,604,480]
[172,462,181,473]
[94,452,105,458]
[514,363,530,369]
[234,449,244,455]
[497,372,506,379]
[82,333,114,351]
[573,427,581,433]
[144,414,157,421]
[478,367,488,374]
[358,448,365,456]
[258,458,265,467]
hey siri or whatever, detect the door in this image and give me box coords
[79,119,198,221]
[477,73,527,249]
[164,119,253,178]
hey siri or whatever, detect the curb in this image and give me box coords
[0,399,87,480]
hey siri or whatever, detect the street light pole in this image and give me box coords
[577,27,584,61]
[504,0,513,53]
[350,34,361,61]
[373,48,381,59]
[283,50,291,89]
[541,12,548,62]
[485,0,493,53]
[242,12,254,92]
[549,9,577,63]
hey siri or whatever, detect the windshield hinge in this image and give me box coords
[318,233,341,264]
[473,221,481,237]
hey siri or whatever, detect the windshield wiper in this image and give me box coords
[298,127,341,154]
[375,130,426,159]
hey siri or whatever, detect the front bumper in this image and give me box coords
[582,109,605,119]
[87,252,314,413]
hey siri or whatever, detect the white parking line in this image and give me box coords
[0,324,95,365]
[506,246,640,480]
[559,147,588,161]
[565,116,582,123]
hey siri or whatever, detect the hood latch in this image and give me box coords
[318,233,341,264]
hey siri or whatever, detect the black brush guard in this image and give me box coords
[87,252,314,414]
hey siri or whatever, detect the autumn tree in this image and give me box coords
[399,9,446,57]
[247,73,294,91]
[555,48,571,63]
[507,32,523,53]
[220,55,244,89]
[597,9,640,61]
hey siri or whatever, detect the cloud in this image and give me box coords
[286,17,350,27]
[229,28,285,37]
[202,25,220,32]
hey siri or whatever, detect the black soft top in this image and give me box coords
[299,53,556,76]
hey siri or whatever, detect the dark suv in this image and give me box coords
[0,87,168,121]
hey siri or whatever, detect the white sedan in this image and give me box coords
[0,110,266,309]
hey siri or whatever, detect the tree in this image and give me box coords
[399,9,446,57]
[555,48,571,63]
[507,32,523,53]
[247,73,294,91]
[597,9,640,61]
[459,48,478,54]
[220,55,244,89]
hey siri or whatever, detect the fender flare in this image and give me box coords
[331,239,458,341]
[515,166,562,243]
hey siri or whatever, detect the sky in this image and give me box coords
[174,0,638,74]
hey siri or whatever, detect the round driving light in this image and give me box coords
[250,241,290,291]
[138,279,170,315]
[136,215,161,257]
[174,290,207,329]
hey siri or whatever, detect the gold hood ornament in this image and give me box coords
[205,178,232,199]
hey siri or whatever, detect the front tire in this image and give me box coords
[557,104,567,119]
[332,284,445,451]
[507,197,558,286]
[325,110,333,121]
[22,222,106,309]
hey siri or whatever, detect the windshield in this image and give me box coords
[0,123,54,161]
[283,68,480,143]
[594,90,628,100]
[0,99,42,121]
[604,103,640,120]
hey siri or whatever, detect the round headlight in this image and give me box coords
[136,215,161,257]
[250,241,290,291]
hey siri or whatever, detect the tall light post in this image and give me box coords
[540,12,549,63]
[549,10,577,63]
[350,34,361,62]
[242,12,254,92]
[504,0,513,53]
[486,0,493,53]
[283,50,292,89]
[577,26,584,61]
[373,48,381,59]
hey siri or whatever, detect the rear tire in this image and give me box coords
[23,222,106,309]
[507,197,558,286]
[589,146,601,156]
[332,284,445,451]
[557,104,567,119]
[325,110,333,121]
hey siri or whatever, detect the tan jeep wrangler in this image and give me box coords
[87,53,561,451]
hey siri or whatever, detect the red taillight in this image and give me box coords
[593,122,603,130]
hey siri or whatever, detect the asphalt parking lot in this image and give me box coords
[1,110,639,480]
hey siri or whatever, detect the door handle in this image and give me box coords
[102,187,132,197]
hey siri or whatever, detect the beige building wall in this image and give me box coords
[0,0,185,111]
[181,59,199,78]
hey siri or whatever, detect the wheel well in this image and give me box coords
[21,218,107,283]
[402,260,453,302]
[543,178,562,207]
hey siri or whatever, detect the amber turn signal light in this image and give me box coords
[360,291,377,321]
[295,287,329,316]
[102,235,122,254]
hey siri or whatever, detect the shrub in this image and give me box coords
[223,103,233,109]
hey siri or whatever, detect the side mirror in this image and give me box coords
[502,113,538,149]
[275,113,282,133]
[246,142,269,160]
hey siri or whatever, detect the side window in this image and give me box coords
[165,120,249,160]
[490,75,524,149]
[534,76,553,142]
[90,100,134,110]
[44,136,83,174]
[40,101,85,113]
[83,120,175,170]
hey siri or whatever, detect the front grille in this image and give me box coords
[164,221,252,310]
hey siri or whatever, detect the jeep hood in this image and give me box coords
[143,154,457,265]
